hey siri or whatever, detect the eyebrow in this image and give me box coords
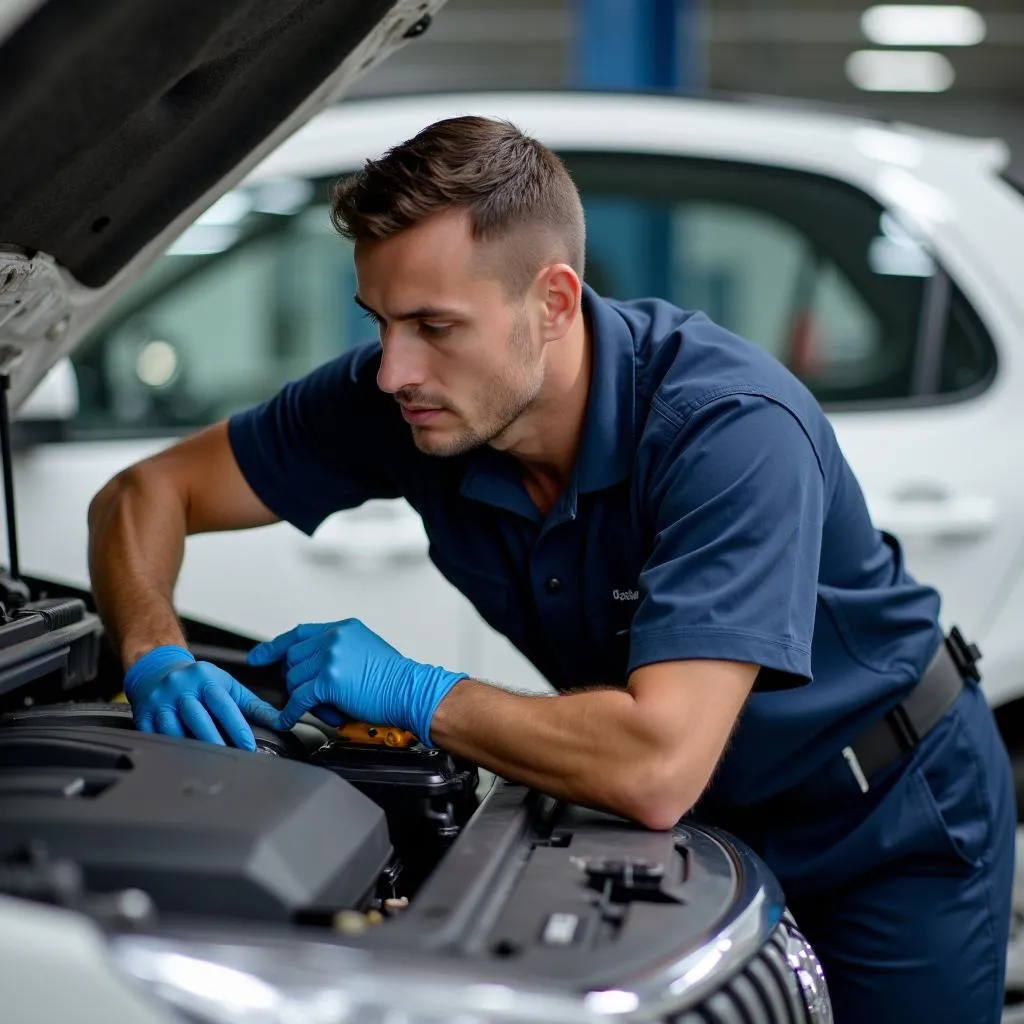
[354,295,463,321]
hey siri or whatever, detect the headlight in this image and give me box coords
[113,935,606,1024]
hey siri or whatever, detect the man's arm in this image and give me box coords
[87,421,279,667]
[252,621,756,829]
[430,659,757,830]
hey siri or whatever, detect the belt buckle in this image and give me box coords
[842,746,870,793]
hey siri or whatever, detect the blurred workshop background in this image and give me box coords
[351,0,1023,178]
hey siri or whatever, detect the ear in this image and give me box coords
[534,264,581,343]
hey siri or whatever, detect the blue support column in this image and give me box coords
[572,0,705,303]
[573,0,704,93]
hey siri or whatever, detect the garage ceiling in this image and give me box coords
[353,0,1024,167]
[709,0,1023,102]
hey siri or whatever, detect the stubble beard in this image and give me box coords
[410,312,543,458]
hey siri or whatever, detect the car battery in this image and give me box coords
[310,739,479,897]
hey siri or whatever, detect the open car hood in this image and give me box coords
[0,0,446,412]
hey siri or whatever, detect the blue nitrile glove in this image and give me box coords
[124,644,280,751]
[247,619,468,746]
[247,622,345,728]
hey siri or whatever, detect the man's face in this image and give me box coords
[354,208,545,457]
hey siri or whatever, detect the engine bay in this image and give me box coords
[0,679,756,977]
[0,577,822,1024]
[0,580,744,966]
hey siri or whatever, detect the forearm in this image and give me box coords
[430,680,696,830]
[87,467,189,667]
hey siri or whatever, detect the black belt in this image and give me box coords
[841,626,981,792]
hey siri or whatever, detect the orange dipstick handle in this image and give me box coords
[337,721,416,748]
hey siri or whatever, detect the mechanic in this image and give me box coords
[87,115,1013,1023]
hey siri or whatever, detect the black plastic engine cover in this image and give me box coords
[0,723,391,921]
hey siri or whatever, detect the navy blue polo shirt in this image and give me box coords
[228,284,943,807]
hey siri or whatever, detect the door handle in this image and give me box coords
[870,488,996,543]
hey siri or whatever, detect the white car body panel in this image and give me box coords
[8,91,1024,706]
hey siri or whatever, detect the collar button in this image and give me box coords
[544,577,563,595]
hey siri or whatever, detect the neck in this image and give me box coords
[491,311,591,515]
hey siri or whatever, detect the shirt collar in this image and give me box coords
[459,445,542,522]
[459,283,637,513]
[575,283,637,494]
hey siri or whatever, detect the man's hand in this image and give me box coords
[124,644,279,751]
[247,619,467,744]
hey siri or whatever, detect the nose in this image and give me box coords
[375,329,424,395]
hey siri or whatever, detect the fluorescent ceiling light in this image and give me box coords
[869,238,935,278]
[869,215,936,278]
[252,177,315,216]
[166,224,242,256]
[196,189,252,226]
[846,50,955,92]
[861,5,986,47]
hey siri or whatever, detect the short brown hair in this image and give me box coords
[331,115,585,297]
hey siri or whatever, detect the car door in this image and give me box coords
[559,151,1011,646]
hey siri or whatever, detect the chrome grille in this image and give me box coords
[671,920,823,1024]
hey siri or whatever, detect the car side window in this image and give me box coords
[566,154,995,406]
[72,154,996,436]
[71,176,371,436]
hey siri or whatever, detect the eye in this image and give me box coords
[362,309,384,333]
[420,322,452,339]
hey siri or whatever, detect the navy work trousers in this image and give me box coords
[715,682,1015,1023]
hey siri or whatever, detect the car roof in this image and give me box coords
[253,89,1011,194]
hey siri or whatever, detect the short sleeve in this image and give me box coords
[629,392,824,688]
[227,344,405,536]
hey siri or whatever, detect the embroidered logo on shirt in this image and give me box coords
[613,589,640,602]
